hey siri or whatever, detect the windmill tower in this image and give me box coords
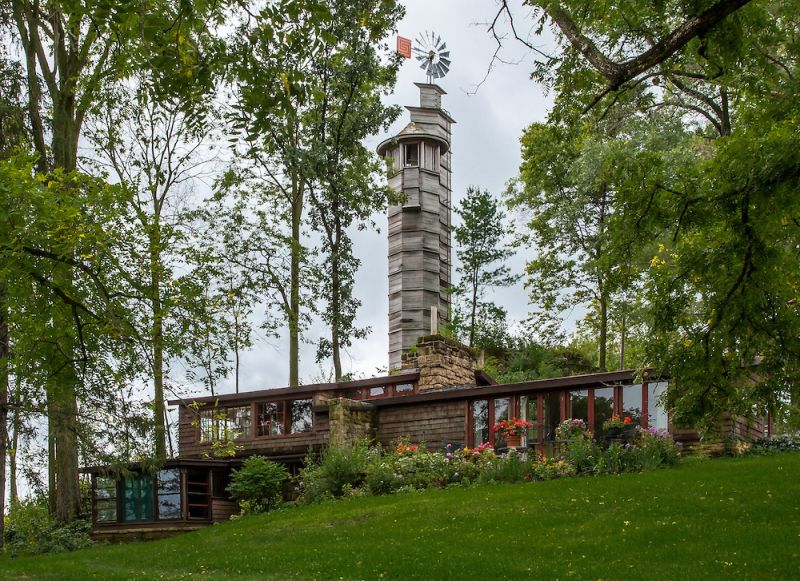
[378,32,454,369]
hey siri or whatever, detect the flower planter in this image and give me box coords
[505,435,522,448]
[606,427,624,439]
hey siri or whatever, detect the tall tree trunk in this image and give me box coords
[46,94,82,523]
[469,269,479,347]
[288,174,302,387]
[619,306,626,371]
[149,221,166,459]
[9,379,20,505]
[598,286,608,371]
[331,246,342,380]
[0,281,9,548]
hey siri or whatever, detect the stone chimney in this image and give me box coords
[400,334,477,392]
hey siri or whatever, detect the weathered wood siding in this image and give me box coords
[376,400,466,451]
[211,498,239,522]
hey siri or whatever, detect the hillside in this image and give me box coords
[1,454,798,580]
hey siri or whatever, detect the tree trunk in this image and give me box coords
[9,379,20,505]
[469,269,479,347]
[288,174,303,387]
[149,221,167,459]
[47,94,82,522]
[331,246,342,380]
[598,287,608,371]
[0,281,9,548]
[619,306,626,371]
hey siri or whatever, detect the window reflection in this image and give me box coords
[594,387,614,436]
[569,390,589,423]
[648,382,669,431]
[623,384,643,426]
[472,400,489,445]
[290,399,313,433]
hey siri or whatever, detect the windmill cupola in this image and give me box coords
[379,81,455,369]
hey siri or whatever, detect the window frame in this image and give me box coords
[404,142,419,167]
[468,396,517,447]
[253,399,315,439]
[198,405,252,443]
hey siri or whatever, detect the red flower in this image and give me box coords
[624,416,632,425]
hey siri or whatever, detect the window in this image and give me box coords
[493,397,511,448]
[569,390,590,424]
[404,143,419,167]
[422,143,439,171]
[470,397,512,447]
[257,402,284,436]
[542,392,560,442]
[369,386,386,397]
[342,389,363,400]
[122,474,153,522]
[648,382,669,431]
[94,477,117,522]
[157,469,181,520]
[199,406,252,442]
[521,395,538,443]
[290,399,313,433]
[472,400,489,445]
[394,383,414,394]
[594,387,615,436]
[256,400,314,435]
[623,384,644,426]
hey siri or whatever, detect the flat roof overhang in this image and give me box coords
[368,370,654,408]
[168,370,421,407]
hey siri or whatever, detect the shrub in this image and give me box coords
[597,442,626,474]
[299,438,375,504]
[528,456,576,481]
[751,434,800,454]
[478,448,529,484]
[4,499,93,555]
[227,456,289,514]
[562,436,601,475]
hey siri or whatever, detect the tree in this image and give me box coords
[304,0,403,379]
[88,80,217,458]
[4,0,226,521]
[452,187,519,349]
[508,0,800,428]
[0,55,27,550]
[226,0,403,383]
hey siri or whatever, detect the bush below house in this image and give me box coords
[296,421,680,505]
[227,456,289,514]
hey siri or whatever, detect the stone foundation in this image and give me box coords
[401,335,477,391]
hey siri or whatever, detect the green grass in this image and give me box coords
[2,454,799,580]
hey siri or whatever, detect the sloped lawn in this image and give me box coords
[2,453,798,580]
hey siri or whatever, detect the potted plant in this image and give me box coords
[602,415,633,439]
[493,418,533,448]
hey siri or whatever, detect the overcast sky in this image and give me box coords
[201,1,557,396]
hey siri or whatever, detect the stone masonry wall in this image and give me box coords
[400,334,476,391]
[328,398,376,447]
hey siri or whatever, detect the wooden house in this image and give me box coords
[86,335,770,541]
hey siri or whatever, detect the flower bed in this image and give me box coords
[295,421,681,505]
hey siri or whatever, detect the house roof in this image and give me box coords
[168,369,648,409]
[367,370,646,408]
[167,370,422,406]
